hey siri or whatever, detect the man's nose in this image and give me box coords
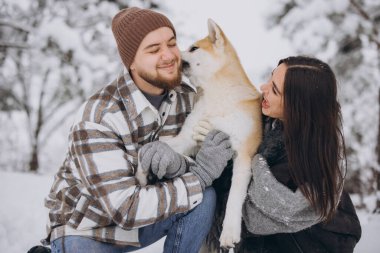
[161,46,176,61]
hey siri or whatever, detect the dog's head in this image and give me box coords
[182,19,239,88]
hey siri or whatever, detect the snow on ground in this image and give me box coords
[0,170,378,252]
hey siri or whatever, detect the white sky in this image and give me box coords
[162,0,295,86]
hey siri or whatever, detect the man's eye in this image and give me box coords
[189,46,199,52]
[149,49,159,54]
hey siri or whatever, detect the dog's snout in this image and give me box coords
[181,60,190,69]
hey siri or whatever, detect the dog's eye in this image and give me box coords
[189,46,199,52]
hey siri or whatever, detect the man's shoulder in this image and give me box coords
[89,78,120,100]
[74,78,126,125]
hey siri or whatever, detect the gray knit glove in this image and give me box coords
[139,141,187,179]
[190,130,234,190]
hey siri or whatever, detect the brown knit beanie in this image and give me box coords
[112,7,176,69]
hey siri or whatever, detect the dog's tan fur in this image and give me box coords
[170,19,262,249]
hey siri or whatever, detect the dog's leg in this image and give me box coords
[219,151,252,249]
[162,110,201,156]
[163,129,197,156]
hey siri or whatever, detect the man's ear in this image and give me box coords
[207,18,225,48]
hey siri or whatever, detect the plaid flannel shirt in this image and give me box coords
[43,70,203,246]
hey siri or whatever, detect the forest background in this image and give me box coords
[0,0,379,252]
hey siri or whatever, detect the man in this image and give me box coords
[43,7,233,253]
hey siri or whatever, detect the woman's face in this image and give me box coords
[260,63,287,120]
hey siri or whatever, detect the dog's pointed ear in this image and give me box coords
[207,18,225,48]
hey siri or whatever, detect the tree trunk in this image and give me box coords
[29,144,39,172]
[27,68,47,172]
[375,87,380,213]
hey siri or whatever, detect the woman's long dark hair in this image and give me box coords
[279,56,346,221]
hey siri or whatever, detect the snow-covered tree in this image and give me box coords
[266,0,380,211]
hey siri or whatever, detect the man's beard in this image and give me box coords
[137,62,182,90]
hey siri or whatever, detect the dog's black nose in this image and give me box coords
[181,60,190,69]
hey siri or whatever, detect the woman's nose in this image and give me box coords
[260,83,268,93]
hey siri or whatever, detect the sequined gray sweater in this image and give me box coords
[242,154,320,235]
[242,117,321,235]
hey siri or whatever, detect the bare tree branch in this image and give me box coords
[40,105,79,147]
[350,0,380,50]
[0,19,32,32]
[0,41,29,49]
[349,0,371,20]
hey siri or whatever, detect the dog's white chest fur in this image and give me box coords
[167,85,258,157]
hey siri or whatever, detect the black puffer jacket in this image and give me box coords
[237,117,361,253]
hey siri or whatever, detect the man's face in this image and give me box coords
[130,27,182,94]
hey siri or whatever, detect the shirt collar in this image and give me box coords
[117,68,196,120]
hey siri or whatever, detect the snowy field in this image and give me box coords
[0,171,379,252]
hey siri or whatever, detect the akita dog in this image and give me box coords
[137,19,262,249]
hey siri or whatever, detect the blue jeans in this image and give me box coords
[51,187,216,253]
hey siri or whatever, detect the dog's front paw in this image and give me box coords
[219,223,241,249]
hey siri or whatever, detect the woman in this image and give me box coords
[238,56,361,252]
